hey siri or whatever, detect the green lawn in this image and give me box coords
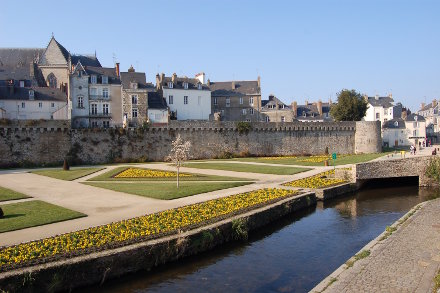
[88,167,251,181]
[0,200,86,233]
[223,153,389,166]
[183,162,310,175]
[31,167,104,181]
[84,181,253,200]
[0,186,30,202]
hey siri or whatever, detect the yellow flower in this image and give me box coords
[114,168,192,178]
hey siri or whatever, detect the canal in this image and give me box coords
[85,180,439,293]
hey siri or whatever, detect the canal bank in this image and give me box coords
[313,196,440,293]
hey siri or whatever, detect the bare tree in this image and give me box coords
[166,134,191,188]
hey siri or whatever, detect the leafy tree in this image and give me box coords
[166,134,191,188]
[330,89,368,121]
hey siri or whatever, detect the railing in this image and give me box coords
[89,112,111,117]
[89,95,110,100]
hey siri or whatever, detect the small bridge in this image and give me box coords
[354,156,438,187]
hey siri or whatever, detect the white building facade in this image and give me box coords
[363,94,402,124]
[382,114,426,147]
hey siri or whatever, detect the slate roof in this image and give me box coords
[383,118,405,129]
[148,92,167,109]
[405,113,425,122]
[71,55,101,67]
[162,75,209,90]
[367,96,394,108]
[0,85,66,102]
[120,72,154,89]
[0,48,45,82]
[209,80,260,96]
[296,103,331,118]
[85,66,120,84]
[39,37,70,65]
[261,95,288,109]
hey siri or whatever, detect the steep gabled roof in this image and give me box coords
[39,37,70,66]
[120,72,154,89]
[406,113,425,122]
[0,85,66,102]
[383,118,405,129]
[209,80,260,96]
[148,92,167,109]
[367,96,394,108]
[71,55,101,67]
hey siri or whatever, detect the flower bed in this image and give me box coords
[296,155,349,163]
[114,168,192,178]
[283,170,346,189]
[260,156,298,160]
[0,188,296,272]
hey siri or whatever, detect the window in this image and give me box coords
[78,96,83,108]
[265,116,270,122]
[413,122,418,128]
[384,109,388,115]
[132,95,138,105]
[413,130,417,136]
[91,104,97,115]
[249,97,254,105]
[198,96,201,105]
[103,121,110,128]
[281,116,285,122]
[183,82,188,89]
[91,121,98,128]
[21,102,25,108]
[239,97,243,105]
[51,103,55,108]
[242,109,247,115]
[226,98,230,107]
[39,102,42,108]
[132,108,138,118]
[214,97,218,105]
[131,82,138,89]
[168,82,173,88]
[91,75,97,84]
[90,88,97,96]
[169,95,173,104]
[184,96,188,105]
[246,119,251,122]
[102,88,109,98]
[376,113,380,119]
[198,83,202,90]
[102,76,108,84]
[250,108,254,115]
[103,104,109,115]
[19,80,24,88]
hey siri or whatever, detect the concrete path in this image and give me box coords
[314,198,440,293]
[0,162,330,246]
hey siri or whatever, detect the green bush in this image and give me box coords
[426,157,440,182]
[237,121,252,134]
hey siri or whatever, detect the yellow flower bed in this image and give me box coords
[0,188,296,270]
[260,156,297,160]
[283,170,346,189]
[297,154,350,163]
[114,168,192,178]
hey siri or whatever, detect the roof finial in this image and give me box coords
[51,32,54,38]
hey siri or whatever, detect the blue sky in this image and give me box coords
[1,0,439,111]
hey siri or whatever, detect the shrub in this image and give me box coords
[236,121,252,134]
[0,207,3,219]
[426,157,440,182]
[232,218,248,241]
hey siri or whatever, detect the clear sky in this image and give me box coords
[1,0,438,111]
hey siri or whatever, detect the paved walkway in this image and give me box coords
[0,162,330,246]
[314,197,440,293]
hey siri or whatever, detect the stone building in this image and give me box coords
[69,62,122,128]
[260,95,295,122]
[156,72,210,120]
[210,77,261,121]
[418,99,439,143]
[120,66,155,127]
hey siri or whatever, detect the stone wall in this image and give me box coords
[354,120,382,154]
[355,156,438,186]
[0,121,381,167]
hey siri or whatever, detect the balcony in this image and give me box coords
[89,112,112,118]
[89,95,110,101]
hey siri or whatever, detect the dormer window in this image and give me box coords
[303,112,307,117]
[168,82,173,89]
[183,82,188,89]
[91,75,97,84]
[102,76,108,84]
[19,80,25,88]
[130,82,138,89]
[394,121,399,127]
[29,90,34,100]
[198,83,202,90]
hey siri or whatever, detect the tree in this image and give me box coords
[166,134,191,188]
[330,89,368,121]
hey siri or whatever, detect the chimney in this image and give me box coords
[115,63,120,77]
[375,94,379,100]
[401,109,407,120]
[317,100,323,116]
[363,95,368,102]
[30,63,35,78]
[291,101,298,117]
[161,73,165,84]
[128,65,135,73]
[421,102,426,110]
[232,81,235,90]
[207,79,211,86]
[329,98,332,105]
[7,79,14,95]
[155,74,161,89]
[269,94,274,101]
[172,73,177,84]
[257,76,261,89]
[305,99,308,106]
[433,99,437,107]
[389,93,393,99]
[195,72,205,84]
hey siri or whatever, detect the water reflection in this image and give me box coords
[83,185,439,293]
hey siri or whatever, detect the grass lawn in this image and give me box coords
[84,181,253,200]
[183,162,310,175]
[0,186,31,202]
[31,167,104,181]
[88,167,251,181]
[224,153,390,166]
[0,200,86,233]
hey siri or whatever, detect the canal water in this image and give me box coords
[85,180,439,293]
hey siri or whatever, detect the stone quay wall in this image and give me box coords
[355,156,438,187]
[0,121,381,167]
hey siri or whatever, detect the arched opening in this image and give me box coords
[47,73,57,88]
